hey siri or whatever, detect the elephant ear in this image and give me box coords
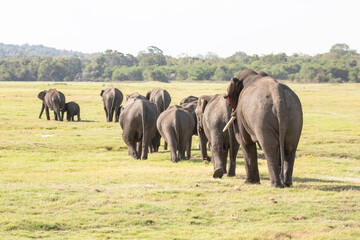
[224,77,243,110]
[145,91,151,100]
[38,90,47,100]
[100,90,105,97]
[195,97,208,116]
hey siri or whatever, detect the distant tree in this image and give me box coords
[138,46,167,67]
[330,43,350,56]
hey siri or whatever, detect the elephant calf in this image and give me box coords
[157,105,195,162]
[63,101,81,121]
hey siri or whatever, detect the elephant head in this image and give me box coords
[224,69,261,110]
[38,90,47,101]
[224,78,243,111]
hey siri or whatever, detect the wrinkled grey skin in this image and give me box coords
[225,69,303,188]
[195,94,239,178]
[38,89,65,121]
[180,95,198,105]
[180,99,198,135]
[146,88,171,150]
[63,101,81,121]
[120,98,159,160]
[157,105,195,162]
[100,87,123,122]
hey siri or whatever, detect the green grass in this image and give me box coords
[0,81,359,240]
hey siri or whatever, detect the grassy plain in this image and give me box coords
[0,81,359,240]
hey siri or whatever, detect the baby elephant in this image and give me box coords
[63,102,81,121]
[157,105,195,162]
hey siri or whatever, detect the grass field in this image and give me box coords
[0,81,359,240]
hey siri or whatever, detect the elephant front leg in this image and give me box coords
[104,107,109,122]
[39,103,45,119]
[227,128,239,177]
[198,130,210,161]
[211,139,224,178]
[45,106,50,120]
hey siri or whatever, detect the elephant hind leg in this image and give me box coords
[163,127,178,162]
[240,141,260,184]
[283,151,296,187]
[259,137,283,188]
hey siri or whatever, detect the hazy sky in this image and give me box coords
[2,0,360,57]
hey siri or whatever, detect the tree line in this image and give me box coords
[0,43,359,83]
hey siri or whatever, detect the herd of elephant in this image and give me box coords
[37,69,303,188]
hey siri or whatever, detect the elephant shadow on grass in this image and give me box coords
[79,120,96,123]
[185,148,246,166]
[293,177,360,192]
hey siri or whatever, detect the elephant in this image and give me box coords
[38,89,65,121]
[224,69,303,188]
[146,88,171,113]
[180,95,198,105]
[195,94,239,178]
[63,101,81,121]
[180,99,198,135]
[146,88,171,150]
[157,105,195,162]
[120,97,160,160]
[100,87,123,122]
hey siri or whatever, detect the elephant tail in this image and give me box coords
[276,85,287,185]
[174,111,181,150]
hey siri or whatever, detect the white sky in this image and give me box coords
[2,0,360,57]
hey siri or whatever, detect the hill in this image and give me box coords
[0,42,87,58]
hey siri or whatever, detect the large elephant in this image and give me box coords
[38,89,65,121]
[63,101,81,121]
[120,97,160,160]
[146,88,171,150]
[195,94,239,178]
[157,105,195,162]
[100,87,123,122]
[224,69,303,188]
